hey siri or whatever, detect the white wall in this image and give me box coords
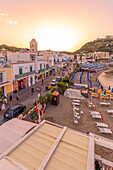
[12,62,34,80]
[7,52,37,63]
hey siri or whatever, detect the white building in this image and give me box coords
[11,62,35,91]
[7,52,37,63]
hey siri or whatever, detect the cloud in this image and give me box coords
[0,11,18,25]
[8,20,18,24]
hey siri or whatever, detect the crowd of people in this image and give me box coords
[0,94,20,115]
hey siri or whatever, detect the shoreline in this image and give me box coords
[98,68,113,90]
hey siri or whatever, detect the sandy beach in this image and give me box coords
[44,69,113,161]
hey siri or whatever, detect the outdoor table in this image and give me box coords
[99,128,112,134]
[95,122,108,128]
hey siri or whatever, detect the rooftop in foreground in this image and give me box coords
[0,119,113,170]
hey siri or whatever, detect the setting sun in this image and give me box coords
[36,25,79,51]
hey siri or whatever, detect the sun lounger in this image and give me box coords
[100,102,111,106]
[90,111,100,115]
[72,103,80,106]
[92,115,101,119]
[73,100,80,103]
[106,110,113,114]
[74,115,80,119]
[95,122,108,128]
[99,128,112,134]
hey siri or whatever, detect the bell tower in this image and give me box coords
[29,39,38,53]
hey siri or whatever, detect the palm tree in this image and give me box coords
[39,95,46,107]
[46,93,53,104]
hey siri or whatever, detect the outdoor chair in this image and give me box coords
[99,128,112,134]
[73,107,79,111]
[73,111,79,115]
[73,118,78,124]
[74,114,80,119]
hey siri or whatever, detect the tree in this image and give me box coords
[46,93,53,104]
[80,54,83,61]
[74,54,77,60]
[39,95,46,106]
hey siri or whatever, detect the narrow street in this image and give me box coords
[0,63,73,125]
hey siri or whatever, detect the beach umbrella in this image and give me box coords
[109,85,111,90]
[104,90,106,95]
[90,84,92,88]
[102,86,103,91]
[94,88,96,93]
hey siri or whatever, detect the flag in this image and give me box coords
[36,102,38,113]
[101,114,104,122]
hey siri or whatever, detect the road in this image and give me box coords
[0,63,73,125]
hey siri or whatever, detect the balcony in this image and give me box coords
[38,69,45,73]
[15,71,36,80]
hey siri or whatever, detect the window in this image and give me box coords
[57,59,59,62]
[30,66,32,72]
[46,64,48,70]
[0,73,3,82]
[54,59,55,62]
[40,64,42,70]
[19,68,22,75]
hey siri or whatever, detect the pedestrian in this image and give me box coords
[31,87,34,95]
[16,94,19,103]
[1,102,5,115]
[1,95,4,103]
[9,95,12,108]
[42,78,43,84]
[4,96,7,104]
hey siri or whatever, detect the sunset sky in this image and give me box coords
[0,0,113,51]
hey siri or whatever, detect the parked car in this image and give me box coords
[50,79,57,86]
[3,104,26,120]
[56,77,62,82]
[45,84,51,90]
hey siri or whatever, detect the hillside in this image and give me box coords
[0,44,29,52]
[75,35,113,54]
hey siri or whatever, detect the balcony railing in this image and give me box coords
[15,70,36,79]
[38,69,45,73]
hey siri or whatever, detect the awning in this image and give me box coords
[0,81,10,88]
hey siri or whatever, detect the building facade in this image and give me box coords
[11,62,35,91]
[0,66,12,97]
